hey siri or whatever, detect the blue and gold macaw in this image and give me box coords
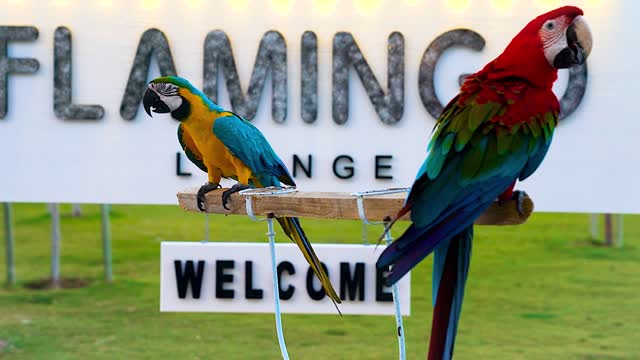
[143,76,341,309]
[377,7,592,360]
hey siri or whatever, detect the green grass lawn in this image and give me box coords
[0,204,638,359]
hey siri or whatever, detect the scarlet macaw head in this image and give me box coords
[486,6,593,86]
[530,6,593,69]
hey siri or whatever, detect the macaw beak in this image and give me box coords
[553,15,593,69]
[143,87,170,117]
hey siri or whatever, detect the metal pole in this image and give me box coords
[616,214,624,247]
[203,213,210,243]
[604,213,613,246]
[49,203,61,286]
[101,204,112,282]
[589,214,599,239]
[384,221,406,360]
[71,204,82,217]
[361,223,369,245]
[3,203,15,286]
[267,216,290,360]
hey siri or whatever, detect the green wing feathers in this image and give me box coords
[407,86,558,227]
[424,90,557,184]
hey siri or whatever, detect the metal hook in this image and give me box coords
[350,188,410,242]
[239,186,297,222]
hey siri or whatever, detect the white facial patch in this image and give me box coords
[148,82,183,112]
[540,16,570,67]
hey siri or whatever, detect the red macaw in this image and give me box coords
[377,6,592,359]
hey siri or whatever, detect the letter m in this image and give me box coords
[203,30,287,123]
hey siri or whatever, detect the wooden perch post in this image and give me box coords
[177,187,534,225]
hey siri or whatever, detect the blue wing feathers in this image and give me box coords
[212,114,294,187]
[519,135,552,181]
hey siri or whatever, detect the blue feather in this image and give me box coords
[432,227,473,360]
[519,134,552,181]
[212,114,294,187]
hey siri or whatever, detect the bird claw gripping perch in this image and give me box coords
[221,183,254,210]
[196,182,221,212]
[512,190,529,216]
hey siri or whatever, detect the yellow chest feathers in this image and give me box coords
[177,90,242,178]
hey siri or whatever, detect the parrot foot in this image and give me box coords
[197,182,221,212]
[222,183,253,210]
[512,190,528,216]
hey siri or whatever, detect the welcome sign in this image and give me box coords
[160,242,411,315]
[0,1,636,214]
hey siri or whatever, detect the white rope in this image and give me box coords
[239,186,297,360]
[350,188,410,360]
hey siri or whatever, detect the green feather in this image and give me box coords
[426,151,446,179]
[510,132,526,153]
[528,121,541,138]
[441,133,455,155]
[542,120,551,141]
[542,112,556,142]
[454,117,475,151]
[496,127,514,155]
[461,135,487,179]
[480,134,502,177]
[468,102,499,131]
[527,135,541,155]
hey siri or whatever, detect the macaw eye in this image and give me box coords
[544,21,555,31]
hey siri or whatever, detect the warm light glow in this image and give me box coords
[585,0,604,6]
[98,0,114,8]
[141,0,161,9]
[445,0,471,12]
[313,0,338,14]
[226,0,249,12]
[490,0,516,11]
[534,0,562,8]
[354,0,381,15]
[52,0,71,7]
[184,0,204,9]
[403,0,423,6]
[271,0,295,14]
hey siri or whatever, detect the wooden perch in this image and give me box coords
[177,187,534,226]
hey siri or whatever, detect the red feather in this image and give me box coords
[464,6,584,92]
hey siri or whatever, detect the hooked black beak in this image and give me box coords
[553,16,593,69]
[143,88,170,117]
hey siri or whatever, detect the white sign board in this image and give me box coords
[160,242,411,315]
[0,1,637,214]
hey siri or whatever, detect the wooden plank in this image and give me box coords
[177,187,534,226]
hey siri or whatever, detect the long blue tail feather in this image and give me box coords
[429,227,473,360]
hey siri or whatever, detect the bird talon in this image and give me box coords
[221,183,253,210]
[196,182,220,212]
[512,190,528,216]
[221,192,231,210]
